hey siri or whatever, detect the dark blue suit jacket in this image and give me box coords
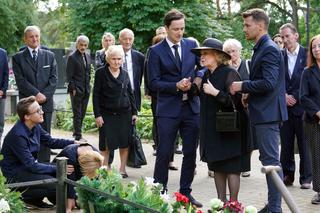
[0,48,9,98]
[283,45,306,116]
[242,35,288,124]
[147,38,200,118]
[130,49,145,111]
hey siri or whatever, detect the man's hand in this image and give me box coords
[242,93,249,108]
[36,92,46,104]
[230,81,243,95]
[132,115,138,125]
[203,79,219,96]
[95,116,104,128]
[176,77,191,92]
[286,94,297,106]
[71,90,76,96]
[66,165,74,175]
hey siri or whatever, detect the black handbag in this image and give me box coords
[127,125,147,167]
[215,96,240,132]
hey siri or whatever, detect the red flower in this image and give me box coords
[223,200,244,213]
[174,192,189,204]
[197,210,203,213]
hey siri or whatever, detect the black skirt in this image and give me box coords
[99,111,132,151]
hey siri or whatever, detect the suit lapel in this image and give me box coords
[290,46,304,81]
[131,51,137,88]
[23,49,37,72]
[36,49,44,73]
[162,40,181,71]
[180,39,187,75]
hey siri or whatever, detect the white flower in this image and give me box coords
[210,198,224,210]
[159,191,170,203]
[0,198,10,212]
[144,177,158,187]
[245,205,258,213]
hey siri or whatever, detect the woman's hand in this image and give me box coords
[132,115,138,125]
[66,165,74,175]
[95,116,104,128]
[203,79,219,96]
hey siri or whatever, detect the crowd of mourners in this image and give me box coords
[0,7,320,213]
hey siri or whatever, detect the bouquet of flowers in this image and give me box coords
[172,192,203,213]
[210,198,257,213]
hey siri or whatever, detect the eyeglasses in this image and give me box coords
[28,106,43,115]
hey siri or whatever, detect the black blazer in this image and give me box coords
[129,49,145,111]
[95,49,106,69]
[0,48,9,98]
[92,65,137,118]
[300,64,320,123]
[66,50,91,95]
[12,48,57,112]
[282,45,307,116]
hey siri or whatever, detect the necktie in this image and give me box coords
[172,44,182,69]
[82,54,87,68]
[32,49,37,62]
[123,53,128,71]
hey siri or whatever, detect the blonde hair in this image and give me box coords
[78,151,103,179]
[213,51,230,66]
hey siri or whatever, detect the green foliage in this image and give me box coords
[0,0,35,54]
[60,0,227,52]
[76,169,170,213]
[0,168,26,212]
[136,99,153,140]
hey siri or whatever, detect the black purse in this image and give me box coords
[215,96,240,132]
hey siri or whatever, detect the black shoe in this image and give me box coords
[50,150,58,155]
[311,193,320,205]
[175,149,183,154]
[283,175,293,186]
[185,194,203,208]
[258,205,269,213]
[168,165,178,170]
[25,200,54,210]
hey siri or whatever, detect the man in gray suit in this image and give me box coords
[13,25,57,162]
[66,35,91,142]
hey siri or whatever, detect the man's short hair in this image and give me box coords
[76,35,89,44]
[163,9,185,27]
[242,8,270,29]
[279,23,298,34]
[119,28,134,38]
[16,96,36,122]
[24,26,41,37]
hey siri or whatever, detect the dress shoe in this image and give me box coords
[121,172,128,178]
[258,205,269,213]
[300,183,311,189]
[175,147,183,154]
[311,193,320,205]
[241,171,250,177]
[283,176,293,186]
[184,194,203,208]
[169,164,178,170]
[25,200,54,210]
[50,150,59,155]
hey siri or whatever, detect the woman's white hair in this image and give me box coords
[105,45,125,60]
[223,38,242,51]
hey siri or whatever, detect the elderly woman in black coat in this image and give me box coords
[191,38,252,202]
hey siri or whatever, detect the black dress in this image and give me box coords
[199,64,252,173]
[93,65,137,151]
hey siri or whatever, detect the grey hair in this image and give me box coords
[223,38,243,51]
[102,32,115,42]
[119,28,134,38]
[76,35,89,44]
[105,45,125,60]
[24,25,40,37]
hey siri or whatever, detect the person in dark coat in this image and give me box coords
[95,32,115,69]
[300,34,320,205]
[54,144,103,212]
[0,96,76,209]
[191,38,251,202]
[93,45,138,178]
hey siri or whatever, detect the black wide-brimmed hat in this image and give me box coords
[191,38,231,60]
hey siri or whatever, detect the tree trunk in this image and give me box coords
[216,0,222,17]
[289,0,299,34]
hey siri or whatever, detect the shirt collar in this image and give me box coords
[27,46,39,56]
[286,44,300,56]
[166,37,181,48]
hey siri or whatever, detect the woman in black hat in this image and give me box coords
[191,38,252,202]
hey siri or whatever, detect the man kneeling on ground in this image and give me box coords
[0,96,77,209]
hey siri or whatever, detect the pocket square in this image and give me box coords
[43,65,50,68]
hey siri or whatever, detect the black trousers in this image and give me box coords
[11,170,56,204]
[38,112,52,163]
[70,92,90,140]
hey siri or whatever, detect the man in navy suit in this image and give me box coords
[119,28,144,111]
[279,23,312,189]
[147,9,202,207]
[230,9,288,213]
[13,26,57,162]
[0,48,9,147]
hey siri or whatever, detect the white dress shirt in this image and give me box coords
[124,50,134,91]
[286,45,300,78]
[27,46,39,59]
[166,38,182,60]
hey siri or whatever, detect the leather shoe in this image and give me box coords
[175,148,183,154]
[169,165,178,170]
[121,172,128,178]
[258,205,269,213]
[283,176,293,186]
[184,194,203,208]
[300,183,311,189]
